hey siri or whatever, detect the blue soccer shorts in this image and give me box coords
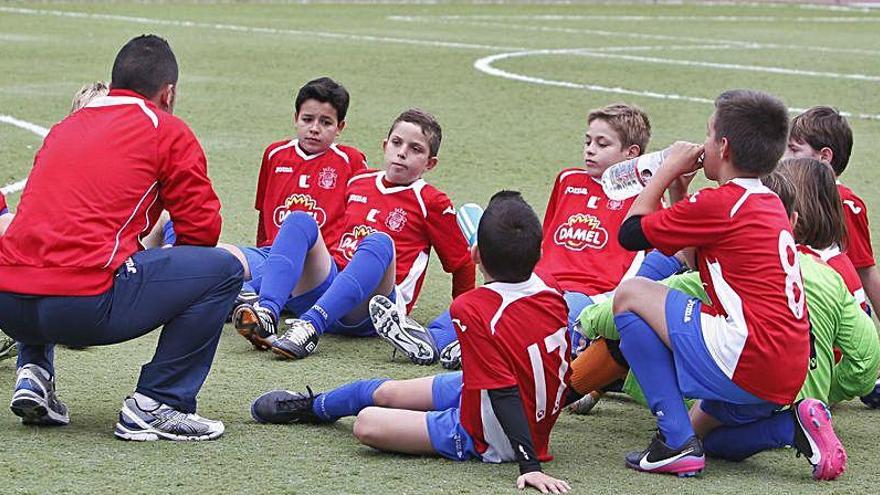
[665,289,781,426]
[425,372,479,462]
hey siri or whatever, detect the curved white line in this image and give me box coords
[473,50,880,121]
[0,114,49,194]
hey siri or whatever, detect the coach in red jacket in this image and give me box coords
[0,35,243,441]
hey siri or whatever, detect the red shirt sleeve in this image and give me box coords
[641,188,730,255]
[542,172,563,237]
[345,147,368,174]
[842,195,875,269]
[452,297,517,390]
[157,118,222,246]
[426,192,472,274]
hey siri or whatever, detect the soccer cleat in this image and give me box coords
[0,335,16,361]
[792,398,847,480]
[439,340,462,370]
[271,319,320,360]
[227,290,258,323]
[10,364,69,426]
[370,295,438,365]
[568,391,603,415]
[233,301,277,351]
[859,378,880,409]
[250,387,328,425]
[624,433,705,477]
[114,396,225,441]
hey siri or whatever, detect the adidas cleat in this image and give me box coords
[227,290,259,323]
[793,398,847,481]
[114,396,224,441]
[439,340,462,370]
[370,295,438,365]
[625,434,704,477]
[271,319,320,360]
[251,387,328,424]
[10,364,69,426]
[233,301,277,350]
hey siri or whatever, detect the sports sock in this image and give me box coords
[301,233,394,335]
[427,310,457,350]
[258,212,320,320]
[133,392,162,410]
[569,337,629,396]
[636,251,685,281]
[616,311,694,449]
[702,410,795,461]
[312,378,390,422]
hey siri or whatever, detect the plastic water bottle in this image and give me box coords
[456,203,483,247]
[600,147,671,201]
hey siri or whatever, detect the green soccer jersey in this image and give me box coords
[578,252,880,405]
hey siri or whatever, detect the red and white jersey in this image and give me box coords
[838,183,875,269]
[538,168,644,296]
[800,244,867,312]
[334,171,471,311]
[254,139,367,249]
[450,273,570,463]
[642,178,810,405]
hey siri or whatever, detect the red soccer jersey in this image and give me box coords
[642,178,810,405]
[333,171,471,311]
[538,168,644,296]
[800,244,867,312]
[254,139,367,249]
[838,183,875,269]
[450,273,570,463]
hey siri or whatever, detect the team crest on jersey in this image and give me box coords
[273,194,327,228]
[318,167,338,190]
[385,208,408,232]
[606,199,624,211]
[554,214,608,251]
[338,225,377,261]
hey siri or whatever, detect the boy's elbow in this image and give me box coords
[618,216,650,251]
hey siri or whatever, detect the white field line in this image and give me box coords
[408,14,880,23]
[473,50,880,122]
[0,7,528,52]
[388,16,880,57]
[0,115,47,194]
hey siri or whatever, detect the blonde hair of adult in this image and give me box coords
[70,81,109,114]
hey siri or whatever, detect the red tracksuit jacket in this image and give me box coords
[0,89,222,296]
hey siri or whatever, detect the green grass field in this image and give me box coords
[2,1,880,493]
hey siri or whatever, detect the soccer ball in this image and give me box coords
[859,378,880,409]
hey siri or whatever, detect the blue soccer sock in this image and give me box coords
[616,311,693,449]
[258,212,320,320]
[427,311,456,350]
[702,410,795,461]
[301,233,394,335]
[312,378,390,422]
[636,251,685,281]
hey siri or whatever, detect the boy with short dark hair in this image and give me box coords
[250,191,570,494]
[611,89,828,478]
[221,77,367,339]
[233,108,473,359]
[784,106,880,314]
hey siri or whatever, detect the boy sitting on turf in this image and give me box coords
[233,108,473,359]
[222,77,367,341]
[250,191,570,494]
[612,89,814,477]
[784,106,880,314]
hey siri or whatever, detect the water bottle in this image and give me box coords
[600,147,671,201]
[456,203,484,247]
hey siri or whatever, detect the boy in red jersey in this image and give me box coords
[250,191,570,493]
[221,77,367,325]
[610,90,843,478]
[783,106,879,315]
[234,108,473,359]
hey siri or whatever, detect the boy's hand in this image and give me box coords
[517,472,571,494]
[664,141,704,177]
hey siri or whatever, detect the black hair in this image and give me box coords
[295,77,350,122]
[111,35,178,99]
[477,191,543,283]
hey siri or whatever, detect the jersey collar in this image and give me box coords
[374,170,426,194]
[293,140,328,161]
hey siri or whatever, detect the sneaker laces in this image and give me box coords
[276,386,316,412]
[282,320,317,346]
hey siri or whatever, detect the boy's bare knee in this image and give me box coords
[353,408,382,445]
[613,279,640,314]
[371,381,398,407]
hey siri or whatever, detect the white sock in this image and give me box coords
[132,392,161,410]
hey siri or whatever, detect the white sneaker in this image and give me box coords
[10,364,69,426]
[114,395,225,441]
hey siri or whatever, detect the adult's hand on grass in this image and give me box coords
[516,471,570,494]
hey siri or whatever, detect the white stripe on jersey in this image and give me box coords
[700,259,749,378]
[809,243,842,262]
[484,274,558,335]
[85,96,158,128]
[729,178,774,218]
[267,139,297,161]
[329,143,350,164]
[478,390,516,464]
[293,140,328,161]
[398,250,430,306]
